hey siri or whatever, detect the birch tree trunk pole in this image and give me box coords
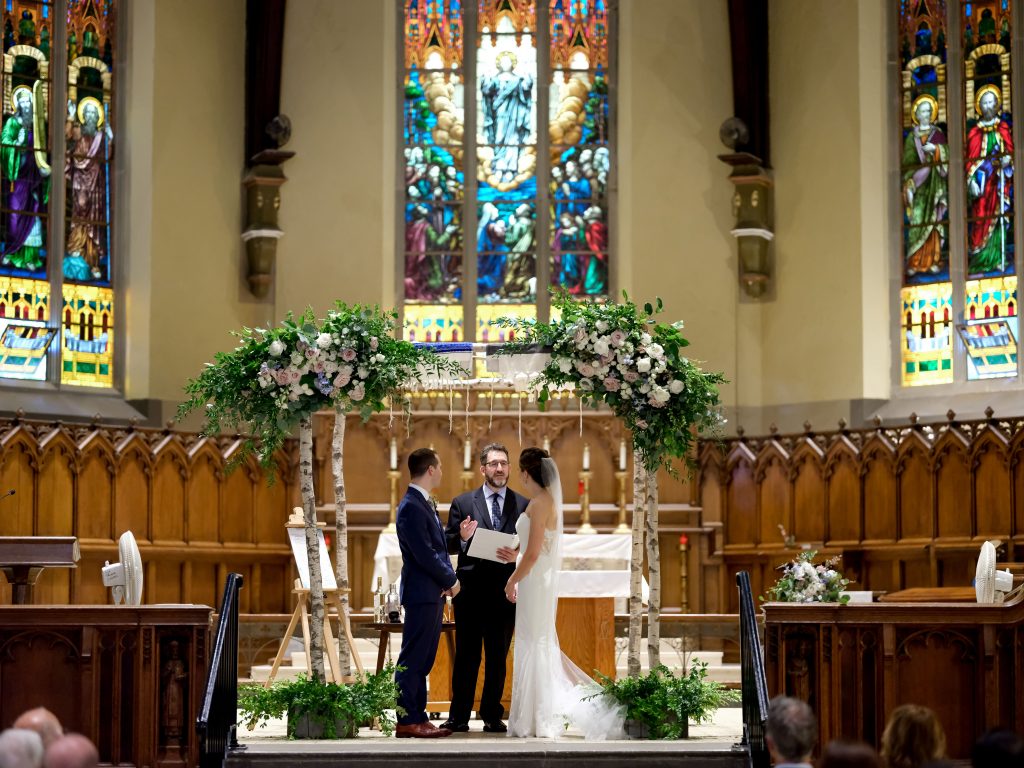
[627,449,647,677]
[299,416,327,683]
[644,469,661,669]
[332,407,352,677]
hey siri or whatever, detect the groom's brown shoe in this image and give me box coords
[396,722,453,738]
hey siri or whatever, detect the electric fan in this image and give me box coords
[974,541,1014,604]
[101,531,144,605]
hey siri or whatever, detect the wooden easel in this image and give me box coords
[264,512,364,686]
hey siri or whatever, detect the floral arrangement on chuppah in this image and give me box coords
[495,291,727,676]
[179,303,464,683]
[763,551,851,604]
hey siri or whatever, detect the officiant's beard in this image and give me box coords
[483,467,508,490]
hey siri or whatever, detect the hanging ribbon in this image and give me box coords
[464,383,471,437]
[388,395,394,430]
[579,395,583,436]
[448,386,454,434]
[518,394,523,445]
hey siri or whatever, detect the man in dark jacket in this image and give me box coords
[440,442,528,733]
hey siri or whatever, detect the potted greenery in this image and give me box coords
[238,665,405,739]
[592,662,738,739]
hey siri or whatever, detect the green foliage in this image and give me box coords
[178,302,464,468]
[495,291,727,473]
[591,663,739,739]
[762,550,851,604]
[238,665,406,738]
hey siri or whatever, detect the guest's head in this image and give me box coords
[408,448,442,490]
[818,740,879,768]
[13,708,62,748]
[971,728,1024,767]
[0,728,44,768]
[766,696,817,765]
[881,704,946,768]
[42,734,98,768]
[478,443,510,490]
[518,447,551,494]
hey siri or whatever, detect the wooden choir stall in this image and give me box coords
[763,595,1024,761]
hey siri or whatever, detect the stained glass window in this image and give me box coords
[897,0,1021,385]
[0,0,116,389]
[401,0,614,341]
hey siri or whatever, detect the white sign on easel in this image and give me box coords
[287,523,337,591]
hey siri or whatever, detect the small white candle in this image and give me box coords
[543,436,551,453]
[582,443,590,471]
[463,439,472,470]
[619,439,627,471]
[389,438,397,470]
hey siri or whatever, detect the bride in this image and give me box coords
[503,447,625,739]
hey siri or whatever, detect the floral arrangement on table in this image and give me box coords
[495,291,726,472]
[763,550,851,604]
[179,303,464,465]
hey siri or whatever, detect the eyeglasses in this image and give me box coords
[484,460,510,469]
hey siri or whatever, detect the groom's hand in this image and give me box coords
[495,546,518,563]
[459,518,478,541]
[446,579,461,598]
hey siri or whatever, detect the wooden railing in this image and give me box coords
[697,412,1024,612]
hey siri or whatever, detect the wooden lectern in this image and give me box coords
[0,537,80,604]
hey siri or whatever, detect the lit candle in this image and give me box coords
[619,439,627,471]
[463,439,472,471]
[582,443,590,471]
[543,436,551,453]
[389,438,397,471]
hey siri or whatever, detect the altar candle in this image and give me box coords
[389,438,397,470]
[582,443,590,471]
[543,436,550,453]
[463,439,472,470]
[619,439,627,471]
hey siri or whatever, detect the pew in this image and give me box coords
[763,596,1024,760]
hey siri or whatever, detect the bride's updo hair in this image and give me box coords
[519,447,550,487]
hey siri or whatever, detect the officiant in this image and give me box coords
[441,442,528,733]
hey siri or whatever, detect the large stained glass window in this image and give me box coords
[897,0,1022,385]
[401,0,614,342]
[0,0,116,388]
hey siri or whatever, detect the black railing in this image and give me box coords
[197,573,244,768]
[737,571,770,768]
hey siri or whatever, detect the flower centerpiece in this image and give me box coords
[763,550,851,604]
[496,292,726,676]
[179,304,463,682]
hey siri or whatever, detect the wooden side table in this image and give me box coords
[369,621,456,673]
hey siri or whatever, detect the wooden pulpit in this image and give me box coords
[0,537,80,604]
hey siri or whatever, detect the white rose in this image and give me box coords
[316,333,332,349]
[652,387,670,403]
[557,357,573,374]
[593,338,610,356]
[669,379,685,394]
[648,343,664,359]
[357,366,369,379]
[620,385,632,397]
[641,333,652,345]
[595,320,609,332]
[637,357,652,374]
[639,383,652,394]
[268,340,286,357]
[290,352,304,366]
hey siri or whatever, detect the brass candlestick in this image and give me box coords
[577,470,596,534]
[613,470,630,533]
[460,470,475,492]
[384,470,399,533]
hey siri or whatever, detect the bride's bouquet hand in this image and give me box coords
[504,579,518,603]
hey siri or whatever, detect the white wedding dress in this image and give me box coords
[506,458,625,740]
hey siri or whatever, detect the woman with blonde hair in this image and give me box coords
[880,704,947,768]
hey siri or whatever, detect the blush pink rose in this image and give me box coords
[603,376,621,391]
[624,371,640,383]
[341,348,357,362]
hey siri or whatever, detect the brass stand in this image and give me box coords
[384,470,399,533]
[679,536,689,613]
[460,470,475,492]
[577,470,596,534]
[613,470,630,533]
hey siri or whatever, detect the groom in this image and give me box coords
[395,448,461,738]
[441,443,527,733]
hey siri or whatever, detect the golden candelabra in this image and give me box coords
[384,469,400,533]
[461,469,476,492]
[679,534,689,613]
[613,470,630,533]
[577,470,596,534]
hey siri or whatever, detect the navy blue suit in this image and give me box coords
[395,486,457,725]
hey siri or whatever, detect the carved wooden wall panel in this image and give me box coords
[699,413,1024,612]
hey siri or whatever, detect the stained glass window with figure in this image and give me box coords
[401,0,614,342]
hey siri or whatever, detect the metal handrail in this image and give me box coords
[196,573,244,768]
[737,571,770,768]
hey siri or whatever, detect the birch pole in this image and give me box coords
[298,416,327,683]
[331,406,352,676]
[627,449,647,677]
[643,469,661,669]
